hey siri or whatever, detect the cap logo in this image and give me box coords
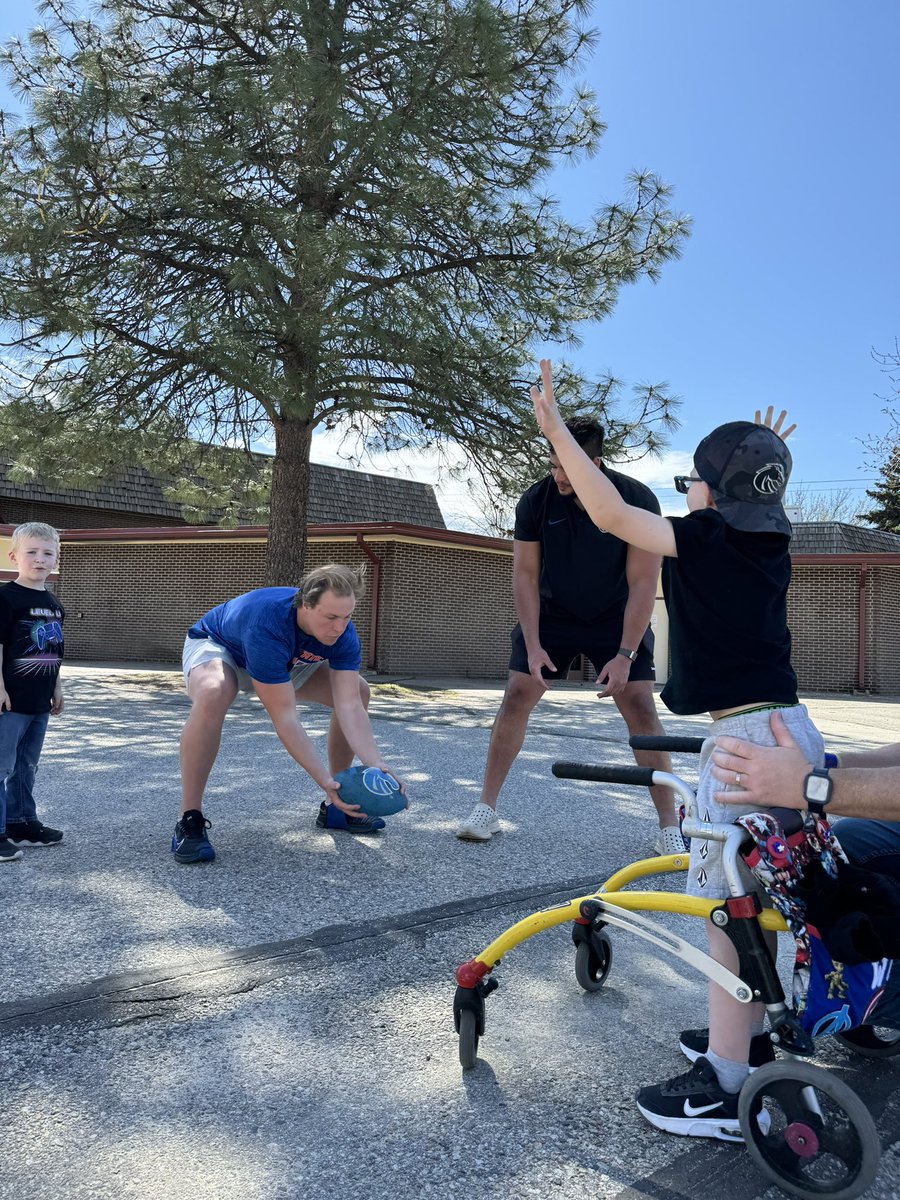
[753,462,786,496]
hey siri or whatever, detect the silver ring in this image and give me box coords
[735,772,742,786]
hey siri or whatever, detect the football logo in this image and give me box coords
[362,768,400,796]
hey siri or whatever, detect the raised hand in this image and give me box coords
[754,405,797,441]
[530,358,565,438]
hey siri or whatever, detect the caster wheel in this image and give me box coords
[458,1008,479,1071]
[836,1023,900,1058]
[738,1060,880,1200]
[574,931,612,993]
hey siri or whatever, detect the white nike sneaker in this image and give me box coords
[456,803,501,842]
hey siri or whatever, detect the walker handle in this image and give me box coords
[552,761,656,787]
[629,736,706,754]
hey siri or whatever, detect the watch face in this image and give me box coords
[805,773,831,803]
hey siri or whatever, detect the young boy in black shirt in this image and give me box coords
[532,360,823,1141]
[0,522,65,861]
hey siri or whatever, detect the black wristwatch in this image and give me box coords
[803,767,833,816]
[617,647,638,662]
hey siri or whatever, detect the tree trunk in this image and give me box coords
[265,414,313,585]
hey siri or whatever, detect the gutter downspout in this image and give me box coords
[356,534,381,671]
[857,564,869,691]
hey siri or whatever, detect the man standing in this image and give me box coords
[174,563,403,863]
[457,418,682,851]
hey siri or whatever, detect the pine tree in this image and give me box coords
[0,0,689,581]
[862,444,900,532]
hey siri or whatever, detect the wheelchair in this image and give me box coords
[453,735,899,1200]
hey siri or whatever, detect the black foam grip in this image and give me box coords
[552,761,656,787]
[629,735,705,754]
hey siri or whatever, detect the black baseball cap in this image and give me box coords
[693,421,792,536]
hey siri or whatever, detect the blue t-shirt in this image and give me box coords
[188,588,361,684]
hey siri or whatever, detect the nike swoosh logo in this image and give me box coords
[684,1099,723,1116]
[548,518,567,525]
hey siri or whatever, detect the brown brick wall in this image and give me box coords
[374,541,514,677]
[866,566,900,694]
[54,532,900,693]
[787,565,859,692]
[58,538,373,664]
[1,498,186,529]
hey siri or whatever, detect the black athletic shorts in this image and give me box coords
[508,620,656,683]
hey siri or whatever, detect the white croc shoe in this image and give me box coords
[456,803,501,842]
[654,825,687,856]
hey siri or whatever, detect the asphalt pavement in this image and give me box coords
[1,666,899,1200]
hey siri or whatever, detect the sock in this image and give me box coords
[705,1049,750,1094]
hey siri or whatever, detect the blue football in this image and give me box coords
[333,766,406,816]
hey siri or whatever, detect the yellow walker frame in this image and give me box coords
[452,750,886,1200]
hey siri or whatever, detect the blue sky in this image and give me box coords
[1,0,897,527]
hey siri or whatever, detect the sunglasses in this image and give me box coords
[673,474,702,495]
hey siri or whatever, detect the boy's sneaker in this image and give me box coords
[316,801,385,835]
[0,837,23,863]
[654,825,687,856]
[679,1027,777,1072]
[456,803,501,842]
[6,820,63,847]
[636,1056,760,1142]
[172,810,215,864]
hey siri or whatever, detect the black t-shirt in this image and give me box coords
[660,508,797,716]
[514,468,662,628]
[0,582,66,714]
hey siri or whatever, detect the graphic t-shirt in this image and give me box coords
[188,587,360,684]
[0,581,66,714]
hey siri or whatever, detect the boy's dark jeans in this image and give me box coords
[0,710,50,832]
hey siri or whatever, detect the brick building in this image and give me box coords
[1,459,897,694]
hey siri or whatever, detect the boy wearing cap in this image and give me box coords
[531,359,823,1142]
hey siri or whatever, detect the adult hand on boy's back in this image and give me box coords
[755,405,797,441]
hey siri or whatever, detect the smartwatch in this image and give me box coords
[803,767,832,816]
[617,647,638,662]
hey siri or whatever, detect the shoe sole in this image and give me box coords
[456,828,497,841]
[0,853,24,863]
[172,840,216,864]
[637,1100,771,1141]
[7,839,63,847]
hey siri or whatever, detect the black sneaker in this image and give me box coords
[316,801,386,836]
[0,837,23,863]
[171,810,215,863]
[6,820,63,847]
[679,1027,776,1072]
[636,1057,755,1141]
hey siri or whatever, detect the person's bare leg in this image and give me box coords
[479,671,546,809]
[614,681,677,828]
[706,920,768,1064]
[295,668,370,775]
[180,660,239,814]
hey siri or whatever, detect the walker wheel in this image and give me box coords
[835,1023,900,1058]
[574,931,612,993]
[458,1008,479,1071]
[738,1060,880,1200]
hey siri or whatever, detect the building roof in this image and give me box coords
[789,521,900,555]
[0,457,445,529]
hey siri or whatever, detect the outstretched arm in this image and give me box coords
[531,360,677,557]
